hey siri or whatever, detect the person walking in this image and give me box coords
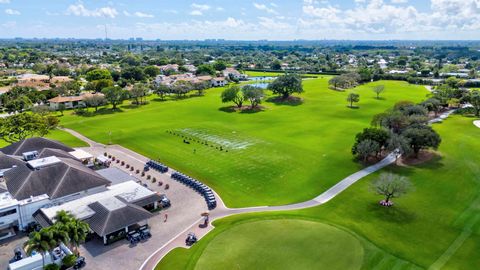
[164,212,168,222]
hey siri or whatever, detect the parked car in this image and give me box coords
[159,194,171,208]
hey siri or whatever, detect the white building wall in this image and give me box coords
[0,206,20,229]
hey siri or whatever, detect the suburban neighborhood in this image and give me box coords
[1,1,480,270]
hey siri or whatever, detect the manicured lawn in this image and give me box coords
[158,115,480,269]
[244,70,286,77]
[157,219,365,270]
[60,78,429,207]
[0,128,89,148]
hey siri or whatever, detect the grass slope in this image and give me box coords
[158,115,480,269]
[60,79,428,207]
[0,128,89,148]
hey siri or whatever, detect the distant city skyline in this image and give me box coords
[0,0,479,40]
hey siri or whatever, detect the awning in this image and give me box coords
[69,149,94,160]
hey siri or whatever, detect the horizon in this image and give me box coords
[0,0,479,40]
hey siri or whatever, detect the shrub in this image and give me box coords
[116,159,120,163]
[121,161,125,166]
[108,155,112,158]
[165,184,169,189]
[104,152,107,156]
[136,169,140,174]
[44,264,60,270]
[141,172,145,177]
[130,167,134,171]
[62,254,77,268]
[152,178,156,183]
[126,164,130,168]
[112,156,116,161]
[158,181,162,186]
[147,175,151,180]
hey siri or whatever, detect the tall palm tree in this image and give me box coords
[24,228,57,268]
[54,210,90,255]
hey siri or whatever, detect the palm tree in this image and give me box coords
[54,210,90,255]
[24,228,57,268]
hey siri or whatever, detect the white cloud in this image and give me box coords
[300,0,480,35]
[189,10,203,16]
[189,3,211,16]
[216,7,224,11]
[66,3,118,18]
[0,0,11,3]
[191,3,210,11]
[134,11,154,18]
[5,8,20,15]
[253,3,278,14]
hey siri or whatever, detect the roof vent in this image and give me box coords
[27,156,61,170]
[22,151,39,161]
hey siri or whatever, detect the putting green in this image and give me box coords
[193,219,363,270]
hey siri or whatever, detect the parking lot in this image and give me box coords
[76,145,209,270]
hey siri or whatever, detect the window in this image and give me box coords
[0,209,17,217]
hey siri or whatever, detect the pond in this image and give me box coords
[248,76,276,81]
[249,82,269,89]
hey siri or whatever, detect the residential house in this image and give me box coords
[223,68,248,81]
[48,93,103,110]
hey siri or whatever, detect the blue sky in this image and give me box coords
[0,0,479,40]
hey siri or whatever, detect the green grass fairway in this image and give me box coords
[196,219,363,270]
[0,128,89,148]
[157,218,364,270]
[158,115,480,269]
[60,78,429,207]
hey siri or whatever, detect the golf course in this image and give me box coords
[156,115,480,270]
[12,74,479,269]
[58,75,429,207]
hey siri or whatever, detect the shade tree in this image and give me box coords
[101,86,129,110]
[371,173,412,206]
[346,92,360,108]
[221,85,244,108]
[268,74,303,99]
[242,85,264,109]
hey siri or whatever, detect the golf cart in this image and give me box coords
[185,232,197,246]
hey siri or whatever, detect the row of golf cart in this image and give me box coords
[145,160,168,173]
[127,225,152,245]
[171,172,217,210]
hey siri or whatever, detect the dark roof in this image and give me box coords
[4,157,111,200]
[0,138,74,156]
[86,201,153,236]
[96,167,138,185]
[33,209,53,228]
[37,148,76,160]
[131,193,162,208]
[0,152,24,169]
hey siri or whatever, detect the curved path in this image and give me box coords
[60,110,452,270]
[474,120,480,129]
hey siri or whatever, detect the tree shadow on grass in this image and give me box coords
[218,106,237,113]
[347,106,360,109]
[76,108,124,117]
[240,107,264,114]
[218,106,264,114]
[266,96,304,106]
[367,202,417,224]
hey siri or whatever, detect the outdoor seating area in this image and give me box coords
[126,225,152,245]
[171,172,217,210]
[146,160,168,173]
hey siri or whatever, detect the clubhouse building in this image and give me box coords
[0,138,161,244]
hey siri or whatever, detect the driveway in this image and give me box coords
[75,145,210,270]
